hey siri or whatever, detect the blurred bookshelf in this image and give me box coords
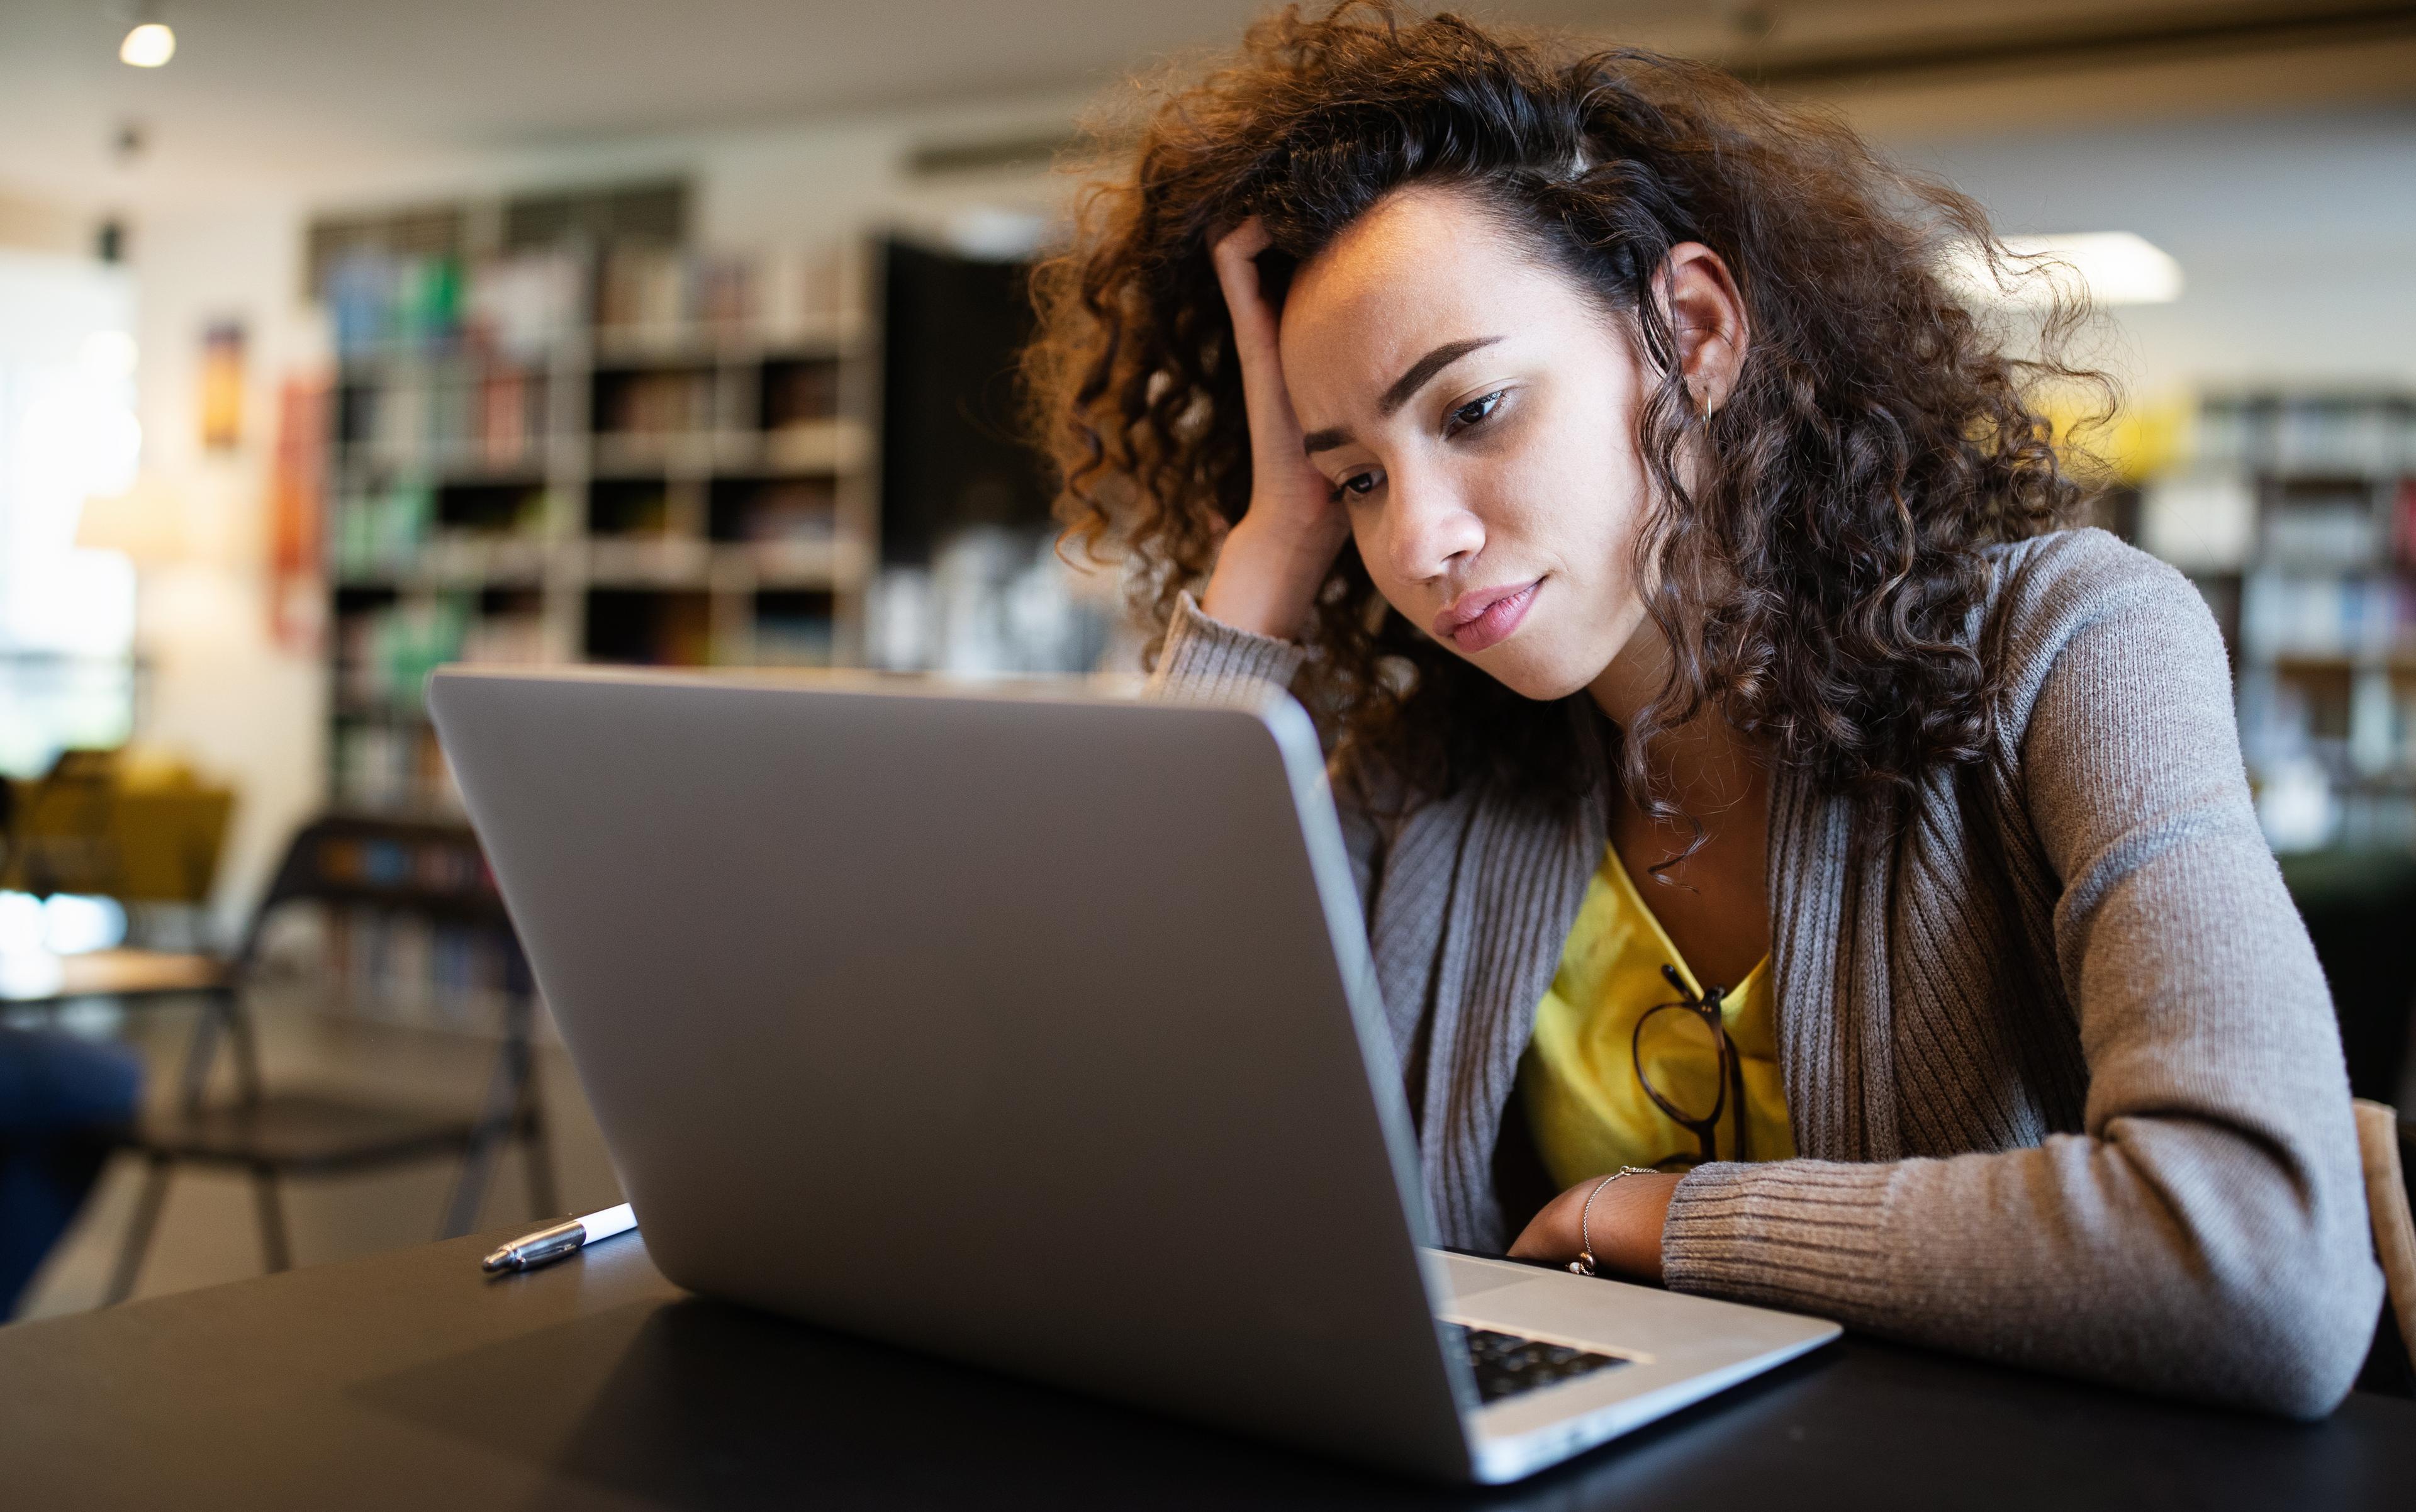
[311,183,878,814]
[2137,391,2416,853]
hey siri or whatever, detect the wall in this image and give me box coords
[127,197,323,939]
[0,188,87,257]
[118,91,2416,929]
[1900,107,2416,398]
[0,249,138,780]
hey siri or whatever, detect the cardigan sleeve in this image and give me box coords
[1660,537,2383,1418]
[1145,591,1310,699]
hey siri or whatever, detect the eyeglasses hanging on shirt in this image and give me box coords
[1631,963,1750,1168]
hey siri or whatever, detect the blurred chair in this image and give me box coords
[2356,1100,2416,1397]
[0,750,125,902]
[0,747,235,951]
[105,814,556,1304]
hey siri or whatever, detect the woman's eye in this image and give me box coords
[1446,389,1507,435]
[1331,470,1380,502]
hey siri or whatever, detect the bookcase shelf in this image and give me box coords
[315,213,879,815]
[2141,391,2416,850]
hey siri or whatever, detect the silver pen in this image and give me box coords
[481,1202,638,1273]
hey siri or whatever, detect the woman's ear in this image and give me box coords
[1656,242,1749,414]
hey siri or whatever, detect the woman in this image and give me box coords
[1024,3,2380,1415]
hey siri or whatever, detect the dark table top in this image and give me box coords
[4,1231,2412,1511]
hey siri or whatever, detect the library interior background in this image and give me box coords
[1,0,2413,1318]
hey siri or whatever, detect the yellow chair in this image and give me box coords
[0,748,234,941]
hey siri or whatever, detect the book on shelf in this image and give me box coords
[593,365,720,437]
[321,906,532,1037]
[332,483,435,577]
[328,249,583,360]
[593,244,854,348]
[713,477,837,542]
[2194,394,2416,478]
[336,595,548,711]
[338,359,551,475]
[330,720,456,812]
[751,589,837,668]
[2240,573,2415,664]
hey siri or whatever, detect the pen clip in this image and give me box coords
[482,1218,584,1273]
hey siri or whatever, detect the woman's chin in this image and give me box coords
[1468,644,1599,703]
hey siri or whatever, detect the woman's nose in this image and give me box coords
[1382,473,1485,588]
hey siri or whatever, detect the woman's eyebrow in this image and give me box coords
[1379,335,1502,417]
[1302,335,1505,456]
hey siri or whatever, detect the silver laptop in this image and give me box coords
[428,665,1837,1484]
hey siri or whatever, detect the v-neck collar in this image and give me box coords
[1599,841,1769,1011]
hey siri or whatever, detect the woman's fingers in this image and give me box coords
[1210,218,1287,398]
[1209,219,1319,496]
[1210,217,1275,333]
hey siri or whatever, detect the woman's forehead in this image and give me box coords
[1278,189,1596,409]
[1285,187,1521,313]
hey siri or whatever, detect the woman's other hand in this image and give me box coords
[1507,1170,1683,1281]
[1199,218,1353,641]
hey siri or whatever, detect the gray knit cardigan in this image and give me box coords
[1149,527,2380,1418]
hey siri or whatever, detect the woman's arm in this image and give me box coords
[1625,540,2378,1416]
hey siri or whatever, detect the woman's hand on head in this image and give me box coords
[1506,1170,1682,1281]
[1199,218,1352,642]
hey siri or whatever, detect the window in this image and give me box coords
[0,251,140,776]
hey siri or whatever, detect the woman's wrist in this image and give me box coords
[1596,1171,1681,1280]
[1200,513,1345,642]
[1507,1169,1683,1281]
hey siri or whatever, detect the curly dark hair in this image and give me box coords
[1026,1,2101,820]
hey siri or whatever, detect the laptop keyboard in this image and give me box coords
[1441,1321,1629,1404]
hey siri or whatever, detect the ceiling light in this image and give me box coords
[1948,232,2183,309]
[120,20,176,67]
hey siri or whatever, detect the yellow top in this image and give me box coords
[1518,844,1794,1185]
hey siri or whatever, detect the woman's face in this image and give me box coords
[1277,184,1738,703]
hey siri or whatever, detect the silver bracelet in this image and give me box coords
[1569,1167,1658,1277]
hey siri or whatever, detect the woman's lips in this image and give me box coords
[1434,580,1540,653]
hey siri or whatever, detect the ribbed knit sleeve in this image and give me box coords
[1144,591,1307,698]
[1660,1159,1898,1318]
[1661,532,2382,1419]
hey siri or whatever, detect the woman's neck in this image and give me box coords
[1585,619,1762,817]
[1587,616,1773,985]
